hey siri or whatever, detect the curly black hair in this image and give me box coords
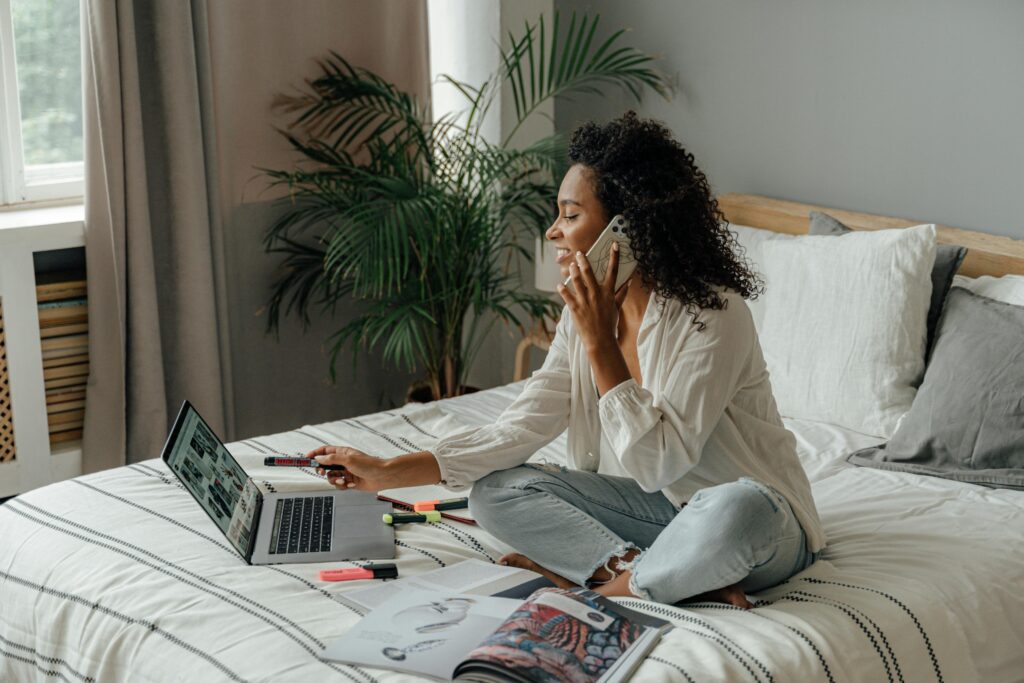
[567,111,762,324]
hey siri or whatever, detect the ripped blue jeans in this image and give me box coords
[469,464,817,604]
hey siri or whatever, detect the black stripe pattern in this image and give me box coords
[0,404,963,683]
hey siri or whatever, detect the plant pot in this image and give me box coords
[405,380,481,404]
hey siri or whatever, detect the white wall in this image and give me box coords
[428,0,502,143]
[427,0,558,388]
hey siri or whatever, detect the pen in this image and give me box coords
[263,456,346,471]
[383,511,441,525]
[319,563,398,582]
[413,497,469,512]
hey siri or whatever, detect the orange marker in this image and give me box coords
[413,497,469,512]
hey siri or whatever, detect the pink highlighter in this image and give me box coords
[318,563,398,582]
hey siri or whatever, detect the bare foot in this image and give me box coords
[499,553,579,589]
[686,582,754,609]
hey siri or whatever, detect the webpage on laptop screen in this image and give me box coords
[165,408,259,556]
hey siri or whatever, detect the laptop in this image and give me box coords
[161,400,395,565]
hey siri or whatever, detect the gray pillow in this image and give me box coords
[809,211,967,359]
[846,287,1024,489]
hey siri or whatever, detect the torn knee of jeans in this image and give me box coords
[587,544,640,587]
[616,547,645,574]
[615,548,655,601]
[627,569,655,602]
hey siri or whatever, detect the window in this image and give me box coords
[0,0,83,205]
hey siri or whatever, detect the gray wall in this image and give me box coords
[205,1,428,440]
[555,0,1024,239]
[221,200,416,440]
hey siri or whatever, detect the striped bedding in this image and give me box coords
[2,381,1022,682]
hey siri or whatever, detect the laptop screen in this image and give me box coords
[162,402,260,559]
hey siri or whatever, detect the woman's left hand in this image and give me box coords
[558,243,631,353]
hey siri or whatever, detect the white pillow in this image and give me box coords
[758,225,936,438]
[950,274,973,290]
[727,223,797,333]
[951,274,1024,306]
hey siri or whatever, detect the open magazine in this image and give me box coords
[323,586,670,682]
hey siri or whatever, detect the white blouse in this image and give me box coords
[433,288,826,552]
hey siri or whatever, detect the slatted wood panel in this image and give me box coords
[0,300,15,463]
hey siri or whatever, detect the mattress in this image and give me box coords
[2,381,1022,682]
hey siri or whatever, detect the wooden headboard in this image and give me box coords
[717,193,1024,279]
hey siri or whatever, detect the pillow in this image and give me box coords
[727,223,797,333]
[950,273,1024,306]
[809,211,967,359]
[950,273,973,290]
[846,287,1024,489]
[758,225,936,438]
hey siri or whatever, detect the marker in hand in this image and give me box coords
[263,456,345,471]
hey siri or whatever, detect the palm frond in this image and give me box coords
[261,15,664,396]
[264,236,352,334]
[327,298,436,381]
[273,51,433,165]
[501,12,672,146]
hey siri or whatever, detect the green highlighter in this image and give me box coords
[383,511,441,525]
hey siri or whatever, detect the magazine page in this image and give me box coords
[338,559,554,612]
[322,588,522,681]
[453,588,669,683]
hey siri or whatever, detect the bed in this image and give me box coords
[2,195,1023,682]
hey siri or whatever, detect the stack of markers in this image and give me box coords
[383,497,469,525]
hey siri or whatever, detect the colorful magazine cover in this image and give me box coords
[454,588,665,683]
[322,585,669,682]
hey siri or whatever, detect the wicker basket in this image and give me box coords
[0,300,16,463]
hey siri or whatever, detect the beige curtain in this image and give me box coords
[81,0,430,471]
[82,0,229,471]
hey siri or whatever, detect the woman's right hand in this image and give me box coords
[307,446,444,493]
[308,446,391,492]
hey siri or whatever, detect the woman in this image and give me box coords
[311,111,823,608]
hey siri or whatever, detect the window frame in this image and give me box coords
[0,0,84,207]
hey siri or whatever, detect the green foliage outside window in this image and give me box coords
[11,0,83,166]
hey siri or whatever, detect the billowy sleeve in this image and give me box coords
[598,300,753,492]
[432,311,573,490]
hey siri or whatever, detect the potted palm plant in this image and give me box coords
[263,12,671,401]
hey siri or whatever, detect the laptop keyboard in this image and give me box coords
[269,496,334,555]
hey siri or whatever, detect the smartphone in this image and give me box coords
[564,214,636,292]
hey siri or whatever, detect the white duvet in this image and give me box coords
[1,382,1022,682]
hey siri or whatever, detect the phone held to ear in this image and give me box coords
[564,214,637,292]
